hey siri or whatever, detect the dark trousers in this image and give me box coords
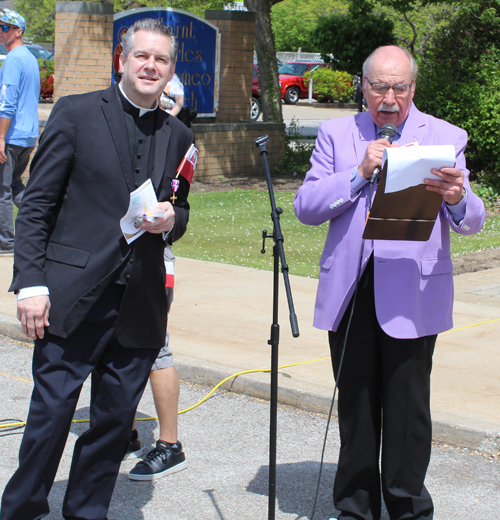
[0,144,33,250]
[329,258,436,520]
[0,284,159,520]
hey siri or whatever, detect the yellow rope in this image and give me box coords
[442,317,500,333]
[0,357,331,429]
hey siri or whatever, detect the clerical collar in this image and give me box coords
[118,83,158,117]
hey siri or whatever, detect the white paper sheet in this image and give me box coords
[120,179,159,244]
[383,145,456,193]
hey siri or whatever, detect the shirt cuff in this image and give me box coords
[162,223,175,242]
[445,189,468,226]
[17,286,50,301]
[350,166,369,199]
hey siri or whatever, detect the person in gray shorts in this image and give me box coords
[126,245,187,480]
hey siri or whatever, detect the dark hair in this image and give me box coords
[122,18,178,64]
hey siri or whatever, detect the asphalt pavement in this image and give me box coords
[282,102,357,136]
[1,335,499,520]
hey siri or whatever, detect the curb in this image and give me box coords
[0,316,29,343]
[1,319,498,457]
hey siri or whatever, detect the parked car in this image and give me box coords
[278,60,327,104]
[25,43,53,62]
[0,43,54,99]
[251,62,261,120]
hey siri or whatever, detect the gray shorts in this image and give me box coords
[151,328,174,371]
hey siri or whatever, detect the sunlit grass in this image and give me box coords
[174,190,500,278]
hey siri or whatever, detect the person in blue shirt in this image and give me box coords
[0,9,39,254]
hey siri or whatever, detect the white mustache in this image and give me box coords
[378,104,399,113]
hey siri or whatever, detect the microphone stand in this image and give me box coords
[255,135,300,520]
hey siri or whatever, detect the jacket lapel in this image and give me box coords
[400,102,427,146]
[353,111,376,164]
[151,112,171,193]
[101,86,136,193]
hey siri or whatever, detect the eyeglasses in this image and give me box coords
[366,79,413,95]
[0,25,16,33]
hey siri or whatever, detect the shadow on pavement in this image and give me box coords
[247,461,338,520]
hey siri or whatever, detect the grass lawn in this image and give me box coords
[174,190,500,279]
[14,189,498,279]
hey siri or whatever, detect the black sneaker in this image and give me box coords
[128,440,186,481]
[123,429,144,460]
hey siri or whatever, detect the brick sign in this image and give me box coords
[113,7,221,116]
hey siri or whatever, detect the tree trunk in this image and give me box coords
[244,0,283,123]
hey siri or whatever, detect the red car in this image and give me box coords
[278,60,326,104]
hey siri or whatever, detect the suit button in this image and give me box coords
[126,274,130,282]
[339,198,344,203]
[329,203,335,209]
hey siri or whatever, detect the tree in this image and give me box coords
[270,0,347,52]
[244,0,283,123]
[13,0,56,42]
[414,0,500,178]
[310,0,395,76]
[376,0,459,56]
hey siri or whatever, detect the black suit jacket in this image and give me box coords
[11,85,194,349]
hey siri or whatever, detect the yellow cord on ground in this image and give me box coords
[0,357,331,429]
[1,315,499,430]
[442,317,500,333]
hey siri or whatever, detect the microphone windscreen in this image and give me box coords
[380,123,397,143]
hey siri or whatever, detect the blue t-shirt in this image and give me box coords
[0,45,40,147]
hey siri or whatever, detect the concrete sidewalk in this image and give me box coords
[0,254,499,455]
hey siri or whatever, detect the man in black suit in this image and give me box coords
[0,18,194,520]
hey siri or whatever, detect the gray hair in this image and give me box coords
[122,18,178,64]
[362,45,418,81]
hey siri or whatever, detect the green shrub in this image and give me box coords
[304,68,354,103]
[414,0,500,185]
[275,117,315,175]
[38,58,54,83]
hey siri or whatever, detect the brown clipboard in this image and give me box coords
[362,162,443,241]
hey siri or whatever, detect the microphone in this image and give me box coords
[371,123,397,181]
[380,122,397,142]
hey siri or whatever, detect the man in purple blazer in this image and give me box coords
[294,46,485,520]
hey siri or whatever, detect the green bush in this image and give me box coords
[38,57,54,83]
[414,0,500,185]
[275,117,315,175]
[304,68,354,103]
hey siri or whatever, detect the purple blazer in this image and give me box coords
[294,103,486,339]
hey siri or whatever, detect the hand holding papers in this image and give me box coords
[363,145,457,241]
[383,145,456,193]
[120,179,163,244]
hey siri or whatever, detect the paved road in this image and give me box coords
[252,101,357,137]
[282,103,357,137]
[1,336,499,520]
